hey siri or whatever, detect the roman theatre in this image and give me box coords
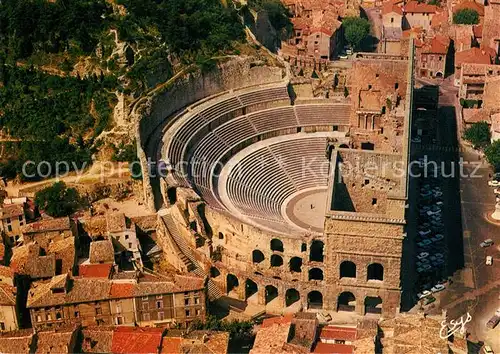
[136,48,415,318]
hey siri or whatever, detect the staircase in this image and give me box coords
[161,211,223,301]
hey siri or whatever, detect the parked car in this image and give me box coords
[417,264,432,272]
[433,191,443,198]
[417,290,432,299]
[427,210,441,216]
[486,256,493,266]
[488,180,500,187]
[412,137,422,143]
[431,284,446,293]
[480,239,494,248]
[417,252,429,260]
[486,313,500,329]
[421,191,433,198]
[482,345,494,354]
[431,234,444,241]
[418,239,432,247]
[434,253,444,258]
[423,296,436,305]
[418,230,432,237]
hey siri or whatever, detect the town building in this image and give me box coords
[0,283,18,332]
[0,204,26,246]
[490,112,500,142]
[27,272,205,330]
[416,35,449,78]
[20,217,77,249]
[459,63,500,100]
[454,47,495,86]
[403,1,439,31]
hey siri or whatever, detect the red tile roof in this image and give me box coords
[109,283,135,299]
[111,327,163,354]
[453,1,484,16]
[313,342,354,353]
[319,326,357,341]
[261,314,294,328]
[403,1,438,13]
[160,337,182,354]
[310,27,333,37]
[456,47,493,66]
[422,36,449,54]
[382,1,403,15]
[431,10,448,29]
[79,264,112,279]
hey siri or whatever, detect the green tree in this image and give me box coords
[485,140,500,171]
[453,9,479,25]
[463,121,491,148]
[35,182,82,217]
[342,17,371,50]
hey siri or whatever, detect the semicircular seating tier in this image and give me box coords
[162,84,351,234]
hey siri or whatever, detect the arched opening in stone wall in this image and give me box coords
[289,257,302,272]
[218,232,224,240]
[167,187,177,205]
[367,263,384,281]
[364,296,383,314]
[270,239,284,252]
[307,291,323,309]
[309,240,324,262]
[339,144,349,148]
[308,268,324,281]
[210,267,220,278]
[361,142,375,150]
[339,261,357,278]
[265,285,278,304]
[245,279,258,300]
[286,289,300,307]
[226,274,239,294]
[252,250,265,264]
[270,254,283,267]
[337,292,356,312]
[301,243,307,252]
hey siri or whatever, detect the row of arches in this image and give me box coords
[251,254,384,281]
[268,239,324,262]
[225,275,382,313]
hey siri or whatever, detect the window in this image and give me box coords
[156,295,163,300]
[74,311,79,318]
[18,215,22,221]
[143,313,150,321]
[6,218,10,224]
[196,309,201,316]
[158,312,165,321]
[0,322,5,330]
[56,312,62,320]
[37,315,42,322]
[395,83,399,89]
[156,301,163,309]
[47,314,52,321]
[116,303,122,313]
[117,317,123,325]
[142,302,149,311]
[439,56,443,61]
[128,243,132,249]
[95,307,102,315]
[372,198,377,205]
[185,310,191,317]
[391,17,394,23]
[7,225,12,232]
[368,84,372,89]
[185,298,190,306]
[142,296,148,301]
[125,234,129,240]
[184,292,189,297]
[194,298,200,305]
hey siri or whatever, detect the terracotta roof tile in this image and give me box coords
[79,263,112,278]
[89,239,115,264]
[35,327,77,353]
[0,283,16,306]
[456,47,492,66]
[109,282,134,299]
[313,342,354,353]
[431,10,448,29]
[0,265,14,279]
[382,2,403,15]
[111,327,163,354]
[0,204,24,219]
[462,108,491,124]
[20,217,70,234]
[473,24,483,38]
[106,212,128,233]
[0,330,34,353]
[0,243,4,261]
[403,1,438,14]
[10,243,56,279]
[82,327,114,353]
[453,1,484,16]
[319,326,357,341]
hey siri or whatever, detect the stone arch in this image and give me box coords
[265,285,278,304]
[307,291,323,309]
[367,263,384,281]
[435,71,443,78]
[270,254,283,267]
[270,238,284,252]
[361,142,374,150]
[309,240,324,262]
[210,267,220,278]
[226,274,239,294]
[218,232,224,240]
[245,279,258,300]
[252,250,265,264]
[339,261,356,278]
[285,289,300,307]
[365,296,383,314]
[337,291,356,312]
[339,143,350,148]
[289,257,302,272]
[308,268,324,281]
